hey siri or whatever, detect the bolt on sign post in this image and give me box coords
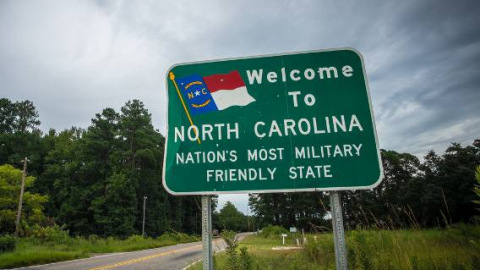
[163,48,383,269]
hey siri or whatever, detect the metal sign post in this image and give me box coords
[330,191,348,270]
[201,196,213,270]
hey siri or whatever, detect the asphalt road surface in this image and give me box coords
[12,233,252,270]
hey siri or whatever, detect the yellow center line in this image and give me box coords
[88,244,201,270]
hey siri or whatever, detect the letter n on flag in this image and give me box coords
[176,71,255,115]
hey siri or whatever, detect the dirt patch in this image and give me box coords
[271,246,303,251]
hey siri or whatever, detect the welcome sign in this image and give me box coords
[163,48,383,195]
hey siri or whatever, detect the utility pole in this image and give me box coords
[142,196,147,237]
[15,157,29,237]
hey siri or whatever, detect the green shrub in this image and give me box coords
[260,225,288,238]
[125,235,146,243]
[303,234,334,266]
[441,223,480,248]
[88,234,100,244]
[157,232,197,244]
[239,246,252,270]
[220,230,252,270]
[26,225,71,244]
[0,235,16,253]
[221,230,239,270]
[350,230,373,270]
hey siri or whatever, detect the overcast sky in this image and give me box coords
[1,0,479,214]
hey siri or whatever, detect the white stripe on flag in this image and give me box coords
[211,86,255,110]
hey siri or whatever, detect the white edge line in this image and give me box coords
[182,259,202,270]
[182,239,228,270]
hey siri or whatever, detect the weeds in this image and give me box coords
[194,225,480,270]
[259,225,288,238]
[239,246,253,270]
[350,230,373,269]
[221,230,253,270]
[0,235,16,253]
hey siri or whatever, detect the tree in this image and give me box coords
[249,192,328,231]
[36,128,83,218]
[474,166,480,217]
[92,173,137,237]
[118,100,169,236]
[342,141,480,229]
[0,99,45,175]
[40,100,178,237]
[429,142,480,224]
[0,98,15,133]
[474,166,480,201]
[12,100,41,134]
[218,202,246,232]
[0,164,48,235]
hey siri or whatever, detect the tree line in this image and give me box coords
[1,97,479,237]
[249,141,480,230]
[0,98,208,237]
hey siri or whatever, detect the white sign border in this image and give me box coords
[162,47,384,195]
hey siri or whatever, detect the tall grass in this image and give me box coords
[305,224,480,270]
[190,225,480,270]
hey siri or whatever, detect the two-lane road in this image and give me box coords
[13,239,225,270]
[13,233,252,270]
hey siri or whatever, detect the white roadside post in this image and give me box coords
[281,233,287,245]
[330,191,348,270]
[202,196,213,270]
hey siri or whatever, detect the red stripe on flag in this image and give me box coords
[203,70,245,93]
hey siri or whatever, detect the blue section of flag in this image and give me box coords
[176,74,218,115]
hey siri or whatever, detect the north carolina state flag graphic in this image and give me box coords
[176,70,255,115]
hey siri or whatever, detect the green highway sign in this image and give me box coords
[163,48,383,195]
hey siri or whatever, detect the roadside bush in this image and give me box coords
[221,230,239,270]
[239,246,252,270]
[221,230,252,270]
[174,232,197,242]
[26,224,71,244]
[303,234,334,266]
[88,234,101,244]
[0,235,16,253]
[125,235,146,243]
[440,223,480,249]
[158,232,195,243]
[350,230,374,270]
[260,225,288,238]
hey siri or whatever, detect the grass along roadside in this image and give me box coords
[0,233,199,269]
[190,224,480,269]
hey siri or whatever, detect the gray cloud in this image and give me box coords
[366,0,480,155]
[1,1,479,211]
